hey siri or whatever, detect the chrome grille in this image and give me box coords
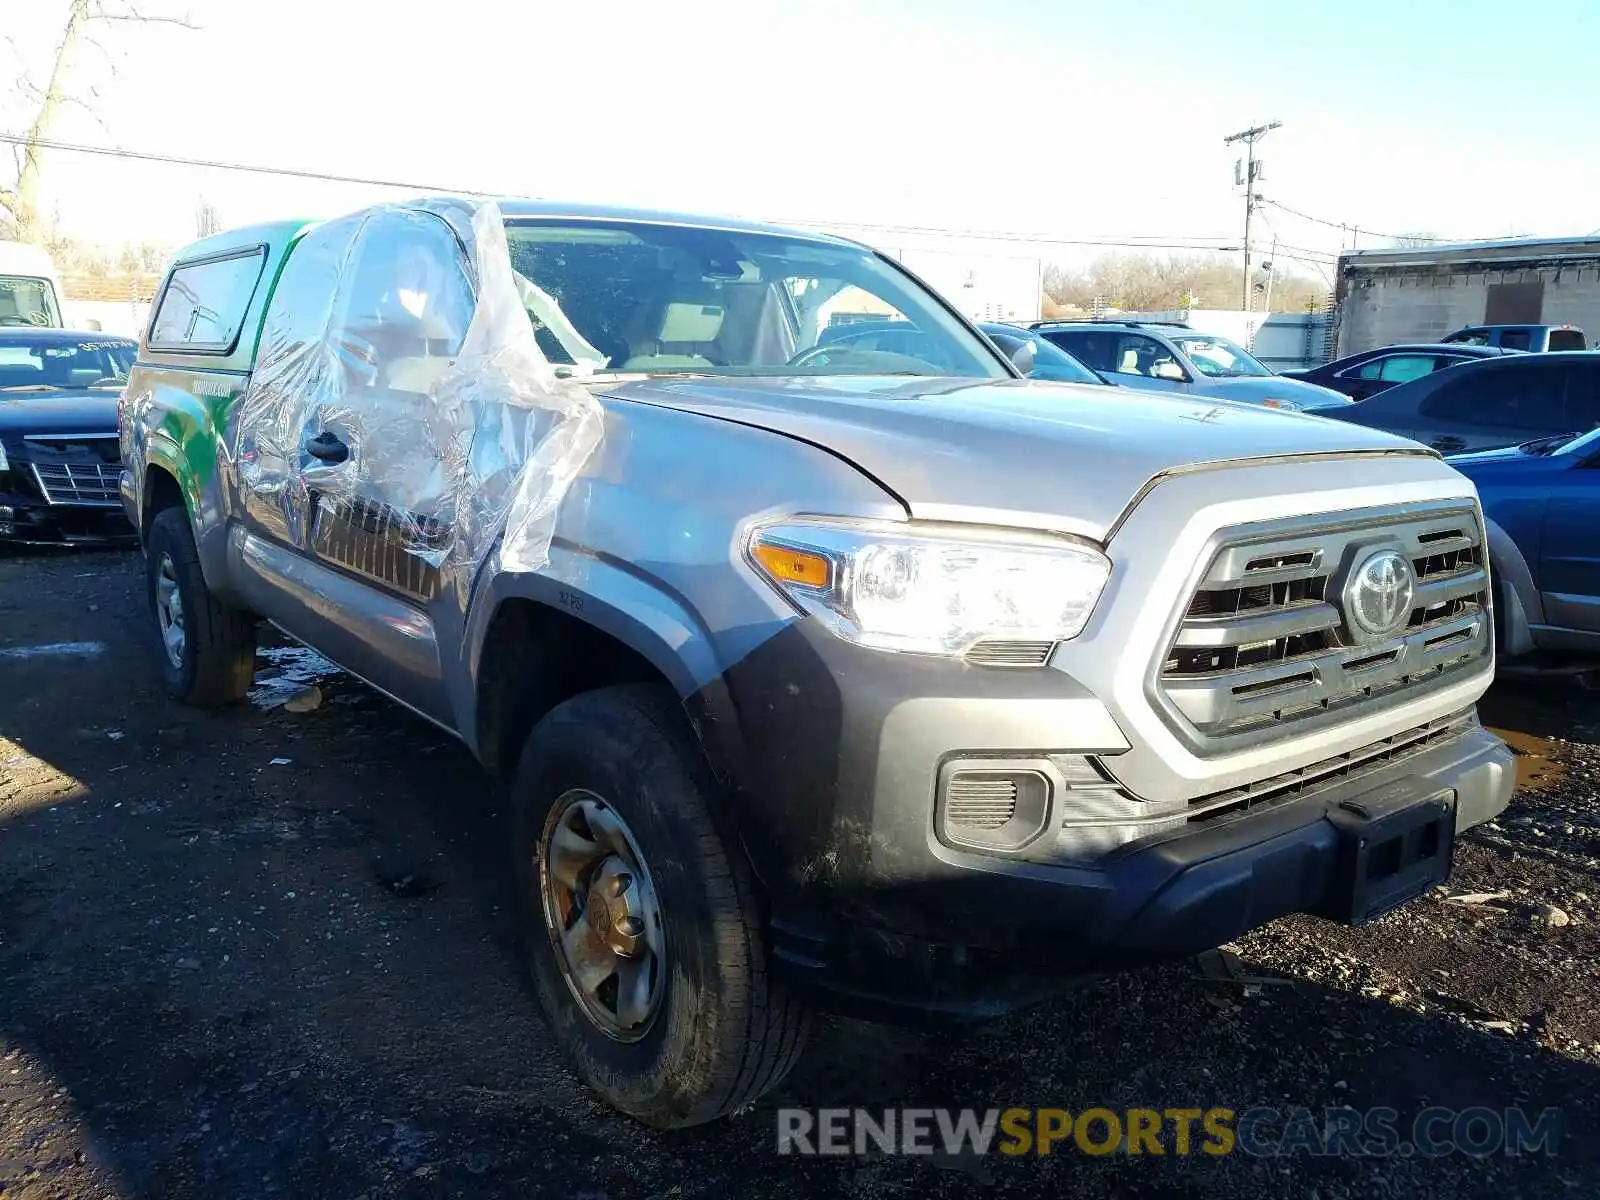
[965,639,1055,668]
[1157,506,1490,743]
[29,461,120,506]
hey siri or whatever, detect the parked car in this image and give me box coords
[1442,324,1586,353]
[1030,320,1352,411]
[1449,430,1600,663]
[0,328,138,544]
[122,197,1511,1128]
[1322,351,1600,454]
[977,322,1111,385]
[1281,343,1514,401]
[818,318,1110,385]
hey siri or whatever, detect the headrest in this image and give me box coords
[658,302,724,343]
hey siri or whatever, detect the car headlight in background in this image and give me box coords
[749,519,1111,659]
[1258,397,1302,411]
[0,441,9,473]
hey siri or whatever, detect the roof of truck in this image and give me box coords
[493,198,862,246]
[171,219,317,263]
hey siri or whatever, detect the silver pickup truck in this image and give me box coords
[119,196,1514,1128]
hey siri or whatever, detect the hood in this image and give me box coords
[1204,375,1352,410]
[0,390,120,435]
[602,375,1428,540]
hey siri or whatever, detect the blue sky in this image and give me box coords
[4,0,1597,267]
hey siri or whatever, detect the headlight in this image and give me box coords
[1259,397,1302,411]
[748,520,1111,658]
[0,441,9,472]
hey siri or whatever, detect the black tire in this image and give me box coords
[512,684,810,1128]
[144,506,256,707]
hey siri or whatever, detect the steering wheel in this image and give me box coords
[786,343,853,369]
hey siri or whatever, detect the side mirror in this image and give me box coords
[1009,340,1036,375]
[1154,361,1186,382]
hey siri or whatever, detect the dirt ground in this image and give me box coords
[1,547,1597,1199]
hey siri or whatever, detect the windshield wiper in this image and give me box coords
[0,384,66,393]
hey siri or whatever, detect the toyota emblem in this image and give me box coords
[1343,549,1416,642]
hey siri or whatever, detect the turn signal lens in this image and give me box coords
[753,540,832,589]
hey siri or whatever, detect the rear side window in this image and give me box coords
[1354,354,1437,383]
[1420,361,1570,429]
[148,248,267,352]
[1549,329,1587,351]
[1496,329,1533,352]
[1563,362,1600,432]
[1043,330,1116,371]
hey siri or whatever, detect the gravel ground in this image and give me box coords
[0,548,1597,1199]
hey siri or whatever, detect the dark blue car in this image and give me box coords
[1450,431,1600,661]
[0,328,138,544]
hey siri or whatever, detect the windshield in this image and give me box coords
[981,326,1105,385]
[502,220,1009,380]
[1172,334,1271,378]
[0,336,136,392]
[0,276,63,328]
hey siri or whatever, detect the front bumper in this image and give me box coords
[0,483,136,546]
[716,621,1513,1022]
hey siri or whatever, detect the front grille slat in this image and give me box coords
[1158,509,1490,743]
[946,776,1020,831]
[29,462,120,505]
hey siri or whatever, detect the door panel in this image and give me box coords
[1539,462,1600,631]
[232,206,473,719]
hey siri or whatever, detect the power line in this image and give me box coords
[0,131,493,195]
[1261,198,1450,246]
[3,130,1300,261]
[773,215,1242,254]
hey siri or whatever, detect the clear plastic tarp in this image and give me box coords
[234,197,603,602]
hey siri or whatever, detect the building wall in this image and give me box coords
[1336,262,1600,356]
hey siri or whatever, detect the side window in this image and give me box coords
[1352,357,1386,381]
[336,212,475,395]
[1445,329,1489,346]
[1497,329,1533,352]
[1420,363,1570,429]
[1549,329,1587,352]
[148,249,267,352]
[1377,354,1439,383]
[1113,333,1184,379]
[1047,331,1114,371]
[1565,364,1600,432]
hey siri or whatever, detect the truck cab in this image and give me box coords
[1442,324,1586,352]
[0,241,65,329]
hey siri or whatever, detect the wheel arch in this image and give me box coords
[1484,514,1541,658]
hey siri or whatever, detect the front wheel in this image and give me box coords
[144,506,257,707]
[512,684,810,1128]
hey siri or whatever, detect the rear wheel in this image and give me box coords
[512,684,810,1128]
[144,507,256,707]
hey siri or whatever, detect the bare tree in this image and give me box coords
[2,1,196,242]
[1388,232,1443,249]
[1042,251,1324,315]
[195,196,220,238]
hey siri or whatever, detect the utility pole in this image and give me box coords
[1262,236,1278,312]
[1224,120,1280,311]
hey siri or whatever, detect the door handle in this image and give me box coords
[305,431,349,464]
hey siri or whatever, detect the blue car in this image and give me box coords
[1031,320,1352,412]
[817,318,1112,386]
[1449,430,1600,661]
